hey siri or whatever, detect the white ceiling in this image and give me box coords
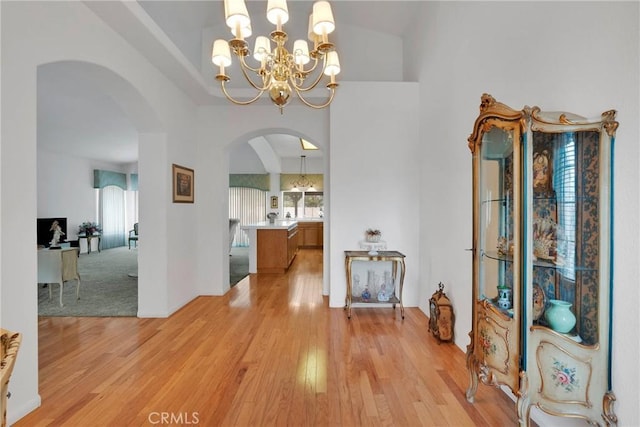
[36,1,422,165]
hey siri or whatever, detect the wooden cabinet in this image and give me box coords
[297,221,323,248]
[257,225,298,273]
[287,226,299,266]
[465,94,618,426]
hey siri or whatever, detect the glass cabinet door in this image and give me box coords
[467,116,523,399]
[529,129,603,344]
[521,110,617,426]
[478,125,518,314]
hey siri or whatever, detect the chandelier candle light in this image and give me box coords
[211,0,341,113]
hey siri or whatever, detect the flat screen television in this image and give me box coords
[37,217,68,247]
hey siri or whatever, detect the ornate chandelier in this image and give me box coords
[292,155,314,191]
[211,0,341,113]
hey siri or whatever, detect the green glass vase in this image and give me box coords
[544,299,576,333]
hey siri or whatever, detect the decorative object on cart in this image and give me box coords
[211,0,341,113]
[497,285,512,310]
[365,228,381,242]
[465,94,618,426]
[377,283,390,302]
[544,299,576,334]
[378,270,394,302]
[429,282,454,343]
[353,274,361,294]
[359,240,386,256]
[361,286,371,301]
[367,269,376,289]
[78,222,102,235]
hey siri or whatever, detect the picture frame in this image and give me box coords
[172,164,194,203]
[270,195,278,209]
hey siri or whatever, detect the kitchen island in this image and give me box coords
[241,220,299,274]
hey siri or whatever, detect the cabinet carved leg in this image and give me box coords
[603,391,618,427]
[465,332,479,403]
[516,371,531,427]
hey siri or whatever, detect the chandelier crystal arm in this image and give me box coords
[238,56,271,91]
[293,54,322,78]
[290,56,327,92]
[294,85,336,109]
[220,80,266,105]
[237,54,264,75]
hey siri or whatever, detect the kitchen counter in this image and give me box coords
[241,220,298,230]
[241,221,299,274]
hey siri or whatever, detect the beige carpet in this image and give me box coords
[38,246,138,317]
[38,246,249,316]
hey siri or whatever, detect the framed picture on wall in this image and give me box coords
[270,196,278,209]
[172,164,194,203]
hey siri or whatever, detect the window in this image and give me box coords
[99,185,126,249]
[554,134,576,280]
[282,191,323,218]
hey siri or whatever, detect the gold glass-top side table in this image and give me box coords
[344,250,406,319]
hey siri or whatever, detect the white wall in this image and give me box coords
[329,81,420,309]
[1,2,199,423]
[3,1,638,426]
[415,2,639,425]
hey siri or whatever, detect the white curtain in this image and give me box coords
[100,185,126,249]
[229,187,267,247]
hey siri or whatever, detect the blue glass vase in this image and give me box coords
[544,299,576,333]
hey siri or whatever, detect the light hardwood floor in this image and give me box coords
[17,249,520,426]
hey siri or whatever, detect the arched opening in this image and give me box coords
[226,130,329,295]
[36,60,164,315]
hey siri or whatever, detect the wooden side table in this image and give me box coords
[344,250,406,319]
[79,233,101,254]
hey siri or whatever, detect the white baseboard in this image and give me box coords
[136,310,169,318]
[8,394,41,426]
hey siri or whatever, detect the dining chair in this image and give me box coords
[128,223,139,249]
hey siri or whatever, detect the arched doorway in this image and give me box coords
[226,130,330,296]
[37,60,164,314]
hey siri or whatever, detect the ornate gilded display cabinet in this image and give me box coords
[465,94,618,426]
